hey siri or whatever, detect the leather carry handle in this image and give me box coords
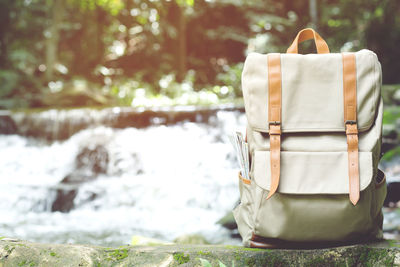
[286,28,330,54]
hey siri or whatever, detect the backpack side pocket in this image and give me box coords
[233,172,254,246]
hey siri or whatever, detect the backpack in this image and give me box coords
[233,28,387,248]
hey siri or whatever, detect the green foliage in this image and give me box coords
[383,106,400,125]
[382,146,400,161]
[175,0,194,7]
[173,252,190,264]
[0,70,19,97]
[216,63,243,97]
[105,247,129,261]
[67,0,124,15]
[2,0,400,109]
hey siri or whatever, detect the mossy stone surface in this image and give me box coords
[0,238,399,266]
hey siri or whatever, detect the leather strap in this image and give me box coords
[342,53,360,205]
[287,28,330,54]
[239,172,251,185]
[266,53,282,199]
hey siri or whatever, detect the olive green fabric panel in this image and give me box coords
[234,173,386,244]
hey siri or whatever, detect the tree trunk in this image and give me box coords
[309,0,318,30]
[45,0,63,82]
[176,5,186,82]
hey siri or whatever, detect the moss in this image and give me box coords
[173,252,190,265]
[243,256,256,266]
[223,245,263,252]
[4,244,15,255]
[18,260,27,266]
[242,247,264,252]
[105,248,129,261]
[17,260,36,267]
[233,251,242,263]
[304,256,329,267]
[387,240,400,248]
[356,247,395,267]
[198,251,211,256]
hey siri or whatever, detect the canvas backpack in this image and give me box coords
[233,28,387,248]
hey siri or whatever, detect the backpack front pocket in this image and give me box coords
[252,150,376,242]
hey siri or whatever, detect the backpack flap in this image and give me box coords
[242,50,381,134]
[253,150,373,194]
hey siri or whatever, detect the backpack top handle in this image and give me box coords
[286,28,330,54]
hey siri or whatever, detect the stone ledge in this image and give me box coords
[0,238,399,267]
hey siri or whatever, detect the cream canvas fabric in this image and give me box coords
[234,30,386,247]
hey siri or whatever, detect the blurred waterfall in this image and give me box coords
[0,107,246,246]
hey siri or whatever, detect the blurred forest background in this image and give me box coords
[1,0,400,109]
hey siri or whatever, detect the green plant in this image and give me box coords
[173,252,190,264]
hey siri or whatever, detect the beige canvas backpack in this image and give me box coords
[233,28,387,248]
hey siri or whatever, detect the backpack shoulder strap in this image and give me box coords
[342,52,360,205]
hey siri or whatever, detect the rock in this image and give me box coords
[384,182,400,207]
[9,105,244,141]
[0,239,399,266]
[393,89,400,104]
[51,145,108,213]
[173,234,209,245]
[217,211,237,230]
[0,111,17,135]
[76,145,109,176]
[131,236,173,246]
[50,185,78,212]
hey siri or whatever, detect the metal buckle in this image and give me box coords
[345,120,357,125]
[269,121,281,126]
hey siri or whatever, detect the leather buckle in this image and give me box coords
[345,121,358,135]
[345,120,357,125]
[269,121,281,126]
[269,121,281,135]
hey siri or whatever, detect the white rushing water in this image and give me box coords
[0,111,246,246]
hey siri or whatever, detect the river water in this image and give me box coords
[0,109,246,246]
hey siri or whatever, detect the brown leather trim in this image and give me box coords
[342,53,360,205]
[250,234,367,249]
[239,172,251,185]
[343,53,358,122]
[286,28,330,54]
[266,54,282,199]
[249,240,276,249]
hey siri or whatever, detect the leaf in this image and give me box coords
[218,260,227,267]
[186,0,194,6]
[198,258,212,267]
